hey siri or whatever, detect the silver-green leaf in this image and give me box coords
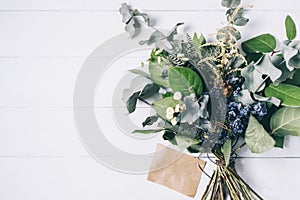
[245,115,275,153]
[221,0,241,8]
[271,107,300,136]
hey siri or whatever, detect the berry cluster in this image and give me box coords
[225,75,268,136]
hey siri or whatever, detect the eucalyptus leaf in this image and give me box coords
[281,40,299,71]
[272,56,296,85]
[242,34,276,54]
[152,97,182,119]
[180,96,201,124]
[139,30,165,46]
[265,83,300,107]
[285,15,297,40]
[255,55,282,83]
[166,22,184,42]
[226,7,249,26]
[119,3,150,38]
[142,115,158,127]
[168,66,203,96]
[245,115,275,153]
[253,94,281,107]
[217,26,241,45]
[126,91,140,114]
[221,140,232,167]
[235,89,256,104]
[271,107,300,136]
[241,63,266,92]
[128,69,152,79]
[139,83,160,99]
[133,129,163,134]
[149,63,170,87]
[221,0,241,8]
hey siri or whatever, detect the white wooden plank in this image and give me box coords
[0,157,298,200]
[0,108,88,156]
[0,0,299,11]
[0,11,299,57]
[0,107,299,157]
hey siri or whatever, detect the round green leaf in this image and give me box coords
[271,107,300,136]
[168,67,203,96]
[242,34,276,54]
[245,115,275,154]
[265,83,300,107]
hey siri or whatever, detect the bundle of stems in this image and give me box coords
[201,151,263,200]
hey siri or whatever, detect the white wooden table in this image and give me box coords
[1,0,300,199]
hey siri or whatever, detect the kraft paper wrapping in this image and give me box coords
[147,144,206,198]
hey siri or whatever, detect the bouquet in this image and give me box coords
[119,0,300,199]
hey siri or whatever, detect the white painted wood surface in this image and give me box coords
[1,0,300,199]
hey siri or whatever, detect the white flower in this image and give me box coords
[157,56,161,64]
[173,91,182,100]
[166,107,175,119]
[177,53,185,58]
[175,104,180,113]
[171,117,178,126]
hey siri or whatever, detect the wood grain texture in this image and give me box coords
[0,0,300,199]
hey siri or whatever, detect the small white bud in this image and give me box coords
[166,107,175,119]
[173,91,182,100]
[175,104,180,113]
[171,117,178,126]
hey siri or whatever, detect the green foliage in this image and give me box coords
[142,115,158,127]
[226,7,249,26]
[285,15,297,40]
[265,83,300,107]
[168,67,203,96]
[152,97,182,119]
[162,131,177,145]
[221,0,241,8]
[272,135,285,148]
[149,63,170,88]
[133,129,163,134]
[271,107,300,136]
[242,34,276,54]
[217,26,241,45]
[286,69,300,86]
[193,33,206,50]
[128,69,151,79]
[221,140,232,167]
[119,3,150,38]
[245,53,263,63]
[139,83,160,99]
[126,91,140,114]
[241,55,282,92]
[245,115,275,153]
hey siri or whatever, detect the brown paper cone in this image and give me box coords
[147,144,206,198]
